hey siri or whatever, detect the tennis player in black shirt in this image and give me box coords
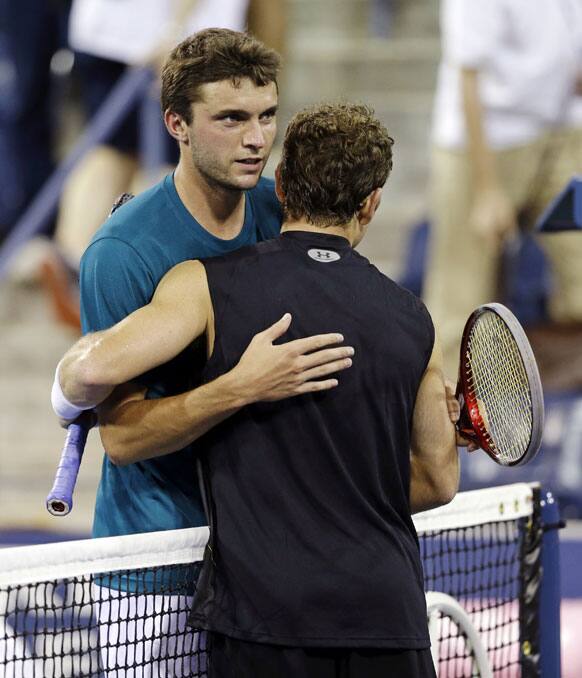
[57,102,462,677]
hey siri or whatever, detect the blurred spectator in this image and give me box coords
[247,0,287,56]
[368,0,395,38]
[424,0,582,377]
[41,0,287,329]
[0,0,68,242]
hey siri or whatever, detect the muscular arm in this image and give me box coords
[95,320,352,465]
[60,258,353,465]
[409,335,460,513]
[60,260,211,407]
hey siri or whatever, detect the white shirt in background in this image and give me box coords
[432,0,582,150]
[68,0,250,65]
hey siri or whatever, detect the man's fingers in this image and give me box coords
[456,431,480,451]
[444,378,456,398]
[447,399,461,423]
[295,378,339,394]
[299,346,354,370]
[300,358,352,382]
[286,332,345,355]
[262,313,293,341]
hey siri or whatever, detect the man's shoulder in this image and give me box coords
[353,251,431,314]
[248,176,283,239]
[201,235,283,275]
[89,177,171,248]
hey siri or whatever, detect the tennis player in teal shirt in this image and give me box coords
[62,29,350,676]
[76,30,348,545]
[76,29,285,543]
[81,172,282,539]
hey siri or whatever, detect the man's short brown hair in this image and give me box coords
[161,28,281,124]
[279,103,394,227]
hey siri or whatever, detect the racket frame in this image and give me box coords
[457,302,544,466]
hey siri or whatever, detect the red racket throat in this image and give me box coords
[458,309,498,458]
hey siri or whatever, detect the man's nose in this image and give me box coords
[243,119,266,149]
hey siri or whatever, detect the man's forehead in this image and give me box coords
[195,78,278,110]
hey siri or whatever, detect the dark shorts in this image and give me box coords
[208,632,436,678]
[73,51,179,163]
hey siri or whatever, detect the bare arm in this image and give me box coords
[409,335,460,513]
[98,378,244,467]
[59,260,210,407]
[57,260,353,465]
[461,67,517,246]
[97,318,353,465]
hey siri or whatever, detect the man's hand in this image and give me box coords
[231,313,354,403]
[444,379,479,452]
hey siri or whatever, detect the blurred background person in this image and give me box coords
[424,0,582,378]
[0,0,69,244]
[41,0,287,330]
[368,0,395,38]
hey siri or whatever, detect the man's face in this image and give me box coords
[186,78,278,191]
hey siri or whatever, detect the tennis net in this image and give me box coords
[0,483,548,677]
[415,482,544,677]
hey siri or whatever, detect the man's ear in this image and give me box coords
[274,164,285,205]
[164,109,189,144]
[357,188,383,225]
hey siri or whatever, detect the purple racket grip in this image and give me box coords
[46,422,89,516]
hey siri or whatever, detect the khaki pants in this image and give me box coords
[425,127,582,377]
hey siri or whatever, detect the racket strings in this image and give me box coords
[465,313,533,464]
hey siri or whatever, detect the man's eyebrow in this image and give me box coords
[213,108,248,118]
[212,105,279,119]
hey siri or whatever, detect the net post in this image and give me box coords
[539,490,563,678]
[519,486,543,676]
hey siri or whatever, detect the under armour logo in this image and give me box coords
[307,248,341,263]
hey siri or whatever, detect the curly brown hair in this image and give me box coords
[161,28,281,124]
[279,103,394,227]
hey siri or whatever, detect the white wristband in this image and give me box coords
[51,360,87,420]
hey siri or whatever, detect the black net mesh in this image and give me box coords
[0,498,542,677]
[420,517,538,677]
[0,563,206,677]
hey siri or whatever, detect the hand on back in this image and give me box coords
[233,313,354,402]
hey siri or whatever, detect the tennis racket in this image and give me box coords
[456,303,544,466]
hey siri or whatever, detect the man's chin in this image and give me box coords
[229,173,263,191]
[204,168,264,193]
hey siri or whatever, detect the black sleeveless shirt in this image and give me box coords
[190,231,434,649]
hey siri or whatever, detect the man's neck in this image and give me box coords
[174,162,246,240]
[281,218,356,246]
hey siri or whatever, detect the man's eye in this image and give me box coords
[222,115,241,123]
